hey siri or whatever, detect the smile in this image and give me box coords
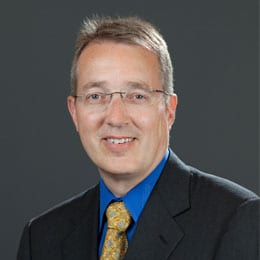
[105,138,134,144]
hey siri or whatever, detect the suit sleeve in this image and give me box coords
[17,222,32,260]
[214,198,260,260]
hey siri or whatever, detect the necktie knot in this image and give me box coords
[106,202,131,232]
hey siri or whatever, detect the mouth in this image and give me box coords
[104,137,135,144]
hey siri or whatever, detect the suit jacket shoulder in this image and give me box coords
[125,150,259,260]
[17,185,100,260]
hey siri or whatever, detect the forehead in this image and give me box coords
[76,41,162,90]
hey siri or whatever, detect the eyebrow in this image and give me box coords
[80,81,107,92]
[79,80,151,92]
[125,81,151,90]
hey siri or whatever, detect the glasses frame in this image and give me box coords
[72,88,173,111]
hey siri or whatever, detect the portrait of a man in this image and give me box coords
[16,16,259,260]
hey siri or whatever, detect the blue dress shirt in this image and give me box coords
[98,149,169,255]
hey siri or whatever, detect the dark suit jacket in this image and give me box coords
[17,151,259,260]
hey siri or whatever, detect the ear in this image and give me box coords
[67,96,79,131]
[166,94,178,130]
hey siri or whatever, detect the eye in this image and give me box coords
[89,93,101,99]
[84,92,106,104]
[134,93,145,100]
[127,91,150,104]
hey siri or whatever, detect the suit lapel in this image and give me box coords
[62,185,100,260]
[125,151,191,259]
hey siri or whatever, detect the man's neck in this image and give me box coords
[99,171,145,197]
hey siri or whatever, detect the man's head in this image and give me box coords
[70,16,174,96]
[68,16,177,194]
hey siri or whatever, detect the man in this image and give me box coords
[17,16,259,260]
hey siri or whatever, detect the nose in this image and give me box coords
[104,94,130,127]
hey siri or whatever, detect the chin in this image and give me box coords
[98,162,138,176]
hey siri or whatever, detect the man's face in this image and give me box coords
[68,41,177,183]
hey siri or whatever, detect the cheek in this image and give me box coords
[77,111,102,134]
[156,109,171,134]
[138,109,168,136]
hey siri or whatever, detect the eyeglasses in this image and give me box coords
[74,87,171,111]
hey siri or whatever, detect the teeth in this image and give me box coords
[106,138,134,144]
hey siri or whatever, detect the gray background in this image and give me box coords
[1,0,259,259]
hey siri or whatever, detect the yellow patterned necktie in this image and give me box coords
[100,202,131,260]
